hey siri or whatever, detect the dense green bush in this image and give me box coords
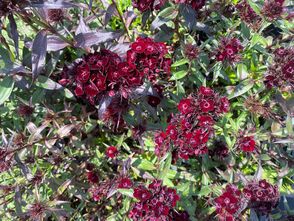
[0,0,293,220]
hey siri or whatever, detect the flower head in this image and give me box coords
[106,146,118,158]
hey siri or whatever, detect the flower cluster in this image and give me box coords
[106,146,118,158]
[155,86,230,160]
[264,47,294,91]
[214,184,243,221]
[261,0,285,21]
[0,0,27,18]
[60,37,171,105]
[127,37,171,84]
[89,176,133,201]
[243,180,279,215]
[215,180,280,220]
[236,0,262,31]
[216,38,243,63]
[174,0,206,11]
[184,44,200,61]
[238,136,256,152]
[132,0,166,12]
[129,179,180,221]
[46,9,64,23]
[209,141,229,159]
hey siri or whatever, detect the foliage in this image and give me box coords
[0,0,293,220]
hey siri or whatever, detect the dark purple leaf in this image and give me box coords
[8,14,19,58]
[29,0,78,8]
[108,43,130,58]
[74,30,123,48]
[32,30,47,80]
[179,3,197,31]
[75,15,90,35]
[47,35,70,51]
[104,4,118,26]
[124,11,137,29]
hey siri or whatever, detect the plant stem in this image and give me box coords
[111,0,131,41]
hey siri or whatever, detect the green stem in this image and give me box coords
[111,0,131,41]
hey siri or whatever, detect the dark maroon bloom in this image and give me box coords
[147,95,161,107]
[130,180,180,221]
[87,171,99,183]
[177,98,192,114]
[261,0,285,21]
[236,0,262,30]
[214,185,243,221]
[132,0,166,12]
[27,202,47,221]
[174,0,206,11]
[127,37,171,84]
[166,124,178,140]
[118,177,133,189]
[216,37,243,63]
[106,146,118,158]
[89,180,112,201]
[199,86,214,96]
[134,186,152,201]
[243,180,279,215]
[264,47,294,91]
[184,44,200,60]
[155,87,229,160]
[209,141,229,159]
[172,210,190,221]
[199,99,215,112]
[47,9,64,22]
[18,104,34,117]
[238,136,255,152]
[197,115,214,127]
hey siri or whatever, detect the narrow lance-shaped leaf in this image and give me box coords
[0,76,14,105]
[47,35,70,51]
[8,14,19,58]
[75,30,123,48]
[76,15,90,35]
[32,30,47,80]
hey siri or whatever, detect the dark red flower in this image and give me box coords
[199,99,215,112]
[87,171,99,183]
[239,136,255,152]
[199,86,214,96]
[130,180,180,220]
[118,177,133,189]
[18,104,34,117]
[214,184,242,220]
[178,98,192,114]
[106,146,118,158]
[216,38,243,63]
[133,186,152,202]
[74,84,84,97]
[166,124,178,140]
[197,115,214,127]
[243,180,279,215]
[148,95,161,107]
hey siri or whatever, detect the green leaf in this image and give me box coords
[159,152,172,180]
[0,76,14,105]
[236,63,248,80]
[171,58,189,67]
[151,7,178,30]
[198,186,212,197]
[171,70,188,80]
[227,79,255,100]
[132,158,156,171]
[35,75,63,90]
[117,188,134,198]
